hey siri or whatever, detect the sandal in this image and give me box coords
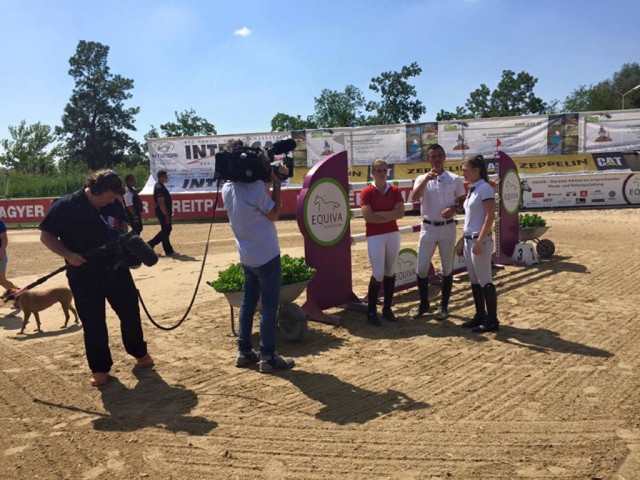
[136,353,154,368]
[90,372,110,387]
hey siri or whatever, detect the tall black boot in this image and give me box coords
[367,276,382,326]
[473,283,499,332]
[382,275,398,322]
[411,275,430,319]
[461,283,485,328]
[435,275,453,320]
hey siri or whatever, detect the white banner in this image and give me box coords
[439,116,549,158]
[349,125,407,166]
[521,172,640,208]
[581,111,640,153]
[305,125,407,166]
[146,132,291,193]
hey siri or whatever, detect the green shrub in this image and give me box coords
[519,213,547,228]
[207,255,316,293]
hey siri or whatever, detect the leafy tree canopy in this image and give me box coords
[270,63,426,129]
[0,120,60,174]
[437,70,555,120]
[366,61,426,124]
[563,62,640,112]
[56,40,140,170]
[271,113,317,132]
[146,108,217,138]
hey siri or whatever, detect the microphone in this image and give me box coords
[123,234,159,266]
[269,138,297,156]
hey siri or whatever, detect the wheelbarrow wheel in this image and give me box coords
[278,303,308,342]
[536,239,555,258]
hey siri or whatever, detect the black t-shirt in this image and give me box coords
[153,182,172,214]
[39,190,126,258]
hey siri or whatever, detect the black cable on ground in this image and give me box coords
[138,181,222,331]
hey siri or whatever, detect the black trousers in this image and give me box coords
[148,211,174,255]
[68,266,147,373]
[125,211,143,235]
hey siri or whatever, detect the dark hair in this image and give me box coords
[124,173,136,183]
[426,143,445,155]
[86,170,125,195]
[464,155,489,182]
[157,170,168,178]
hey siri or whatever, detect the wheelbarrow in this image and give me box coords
[222,280,310,342]
[518,226,555,258]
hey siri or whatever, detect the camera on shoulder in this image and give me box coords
[214,139,296,183]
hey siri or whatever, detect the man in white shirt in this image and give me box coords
[410,144,466,320]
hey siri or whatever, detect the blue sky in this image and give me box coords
[1,0,638,144]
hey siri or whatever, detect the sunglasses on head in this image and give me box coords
[373,168,388,173]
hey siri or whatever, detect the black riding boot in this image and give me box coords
[382,275,398,322]
[411,275,430,319]
[367,276,382,326]
[461,283,485,328]
[473,283,499,332]
[435,275,453,320]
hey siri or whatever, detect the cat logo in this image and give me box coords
[594,154,627,170]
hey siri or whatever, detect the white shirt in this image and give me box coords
[463,179,495,235]
[414,170,465,221]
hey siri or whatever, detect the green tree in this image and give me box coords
[435,107,474,121]
[563,63,640,112]
[366,62,426,124]
[150,108,217,138]
[57,40,140,170]
[467,70,549,117]
[0,120,60,174]
[270,113,317,131]
[313,85,368,128]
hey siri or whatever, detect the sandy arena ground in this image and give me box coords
[1,208,639,479]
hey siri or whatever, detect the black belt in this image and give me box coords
[423,219,454,227]
[464,234,491,241]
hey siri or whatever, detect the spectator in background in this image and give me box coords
[123,174,144,235]
[148,170,175,256]
[0,219,20,291]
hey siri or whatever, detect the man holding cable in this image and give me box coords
[410,144,466,320]
[222,158,295,374]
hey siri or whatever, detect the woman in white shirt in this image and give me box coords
[458,155,499,332]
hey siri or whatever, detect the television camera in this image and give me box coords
[214,138,297,183]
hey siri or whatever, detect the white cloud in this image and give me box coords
[234,27,252,37]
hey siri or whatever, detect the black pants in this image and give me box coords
[148,211,174,255]
[126,211,143,235]
[68,266,147,373]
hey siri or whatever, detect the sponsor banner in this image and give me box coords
[0,198,54,223]
[547,113,580,155]
[146,132,292,193]
[515,154,596,175]
[438,116,549,158]
[305,126,407,167]
[592,152,631,171]
[305,128,351,167]
[406,122,438,163]
[581,111,640,152]
[521,172,638,208]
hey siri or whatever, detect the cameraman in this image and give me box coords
[222,164,296,374]
[39,170,154,388]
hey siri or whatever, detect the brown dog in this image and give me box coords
[5,287,79,334]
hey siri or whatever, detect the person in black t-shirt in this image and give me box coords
[148,170,174,256]
[39,170,154,388]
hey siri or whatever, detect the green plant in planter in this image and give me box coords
[207,254,316,293]
[519,213,547,229]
